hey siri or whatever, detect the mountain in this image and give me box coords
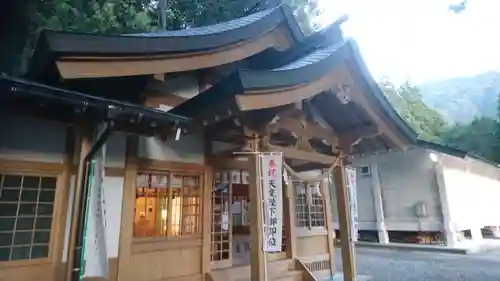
[418,71,500,124]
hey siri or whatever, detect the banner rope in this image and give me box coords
[282,154,344,184]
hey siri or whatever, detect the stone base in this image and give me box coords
[327,273,372,281]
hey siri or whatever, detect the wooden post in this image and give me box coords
[66,126,92,281]
[116,135,139,281]
[54,127,76,280]
[284,175,296,259]
[248,135,266,281]
[333,158,356,281]
[321,177,336,275]
[201,167,213,277]
[202,135,213,276]
[370,160,389,244]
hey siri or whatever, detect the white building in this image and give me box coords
[331,140,500,248]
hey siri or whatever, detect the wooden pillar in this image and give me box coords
[284,175,296,259]
[248,135,266,281]
[333,158,356,281]
[54,127,76,280]
[370,160,389,244]
[434,160,459,247]
[116,136,139,281]
[321,177,336,275]
[201,167,213,275]
[201,136,213,276]
[66,126,92,281]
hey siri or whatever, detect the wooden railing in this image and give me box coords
[295,255,332,281]
[295,259,318,281]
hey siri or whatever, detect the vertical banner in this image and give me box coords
[261,153,283,252]
[81,142,109,278]
[345,166,359,242]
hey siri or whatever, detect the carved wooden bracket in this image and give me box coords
[267,111,338,154]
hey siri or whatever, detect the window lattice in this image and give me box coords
[294,183,309,228]
[181,176,200,235]
[294,182,325,228]
[0,174,56,261]
[133,173,201,238]
[211,182,230,262]
[310,184,325,227]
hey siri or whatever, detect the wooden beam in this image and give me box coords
[207,157,250,170]
[270,117,339,147]
[248,135,266,281]
[333,157,356,281]
[339,124,380,150]
[144,93,188,108]
[267,145,337,166]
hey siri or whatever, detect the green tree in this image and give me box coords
[492,91,500,162]
[380,78,447,142]
[440,117,498,159]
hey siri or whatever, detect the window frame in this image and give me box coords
[133,169,204,241]
[0,163,63,266]
[293,181,326,231]
[359,166,371,177]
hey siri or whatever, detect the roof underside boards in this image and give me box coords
[0,75,191,137]
[170,37,417,155]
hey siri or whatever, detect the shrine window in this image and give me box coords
[294,182,325,228]
[133,172,201,238]
[0,174,56,261]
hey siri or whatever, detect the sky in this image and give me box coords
[318,0,500,84]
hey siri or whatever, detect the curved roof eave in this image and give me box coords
[169,38,417,152]
[170,42,354,119]
[39,5,302,57]
[238,42,351,90]
[245,15,347,70]
[342,39,418,146]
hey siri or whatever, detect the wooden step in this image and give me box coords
[210,259,297,281]
[234,270,302,281]
[269,270,302,281]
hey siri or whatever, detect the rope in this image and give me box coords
[282,153,345,184]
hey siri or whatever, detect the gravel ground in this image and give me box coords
[334,248,500,281]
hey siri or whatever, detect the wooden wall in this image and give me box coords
[0,115,70,281]
[128,238,203,281]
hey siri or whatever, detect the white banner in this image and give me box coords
[261,154,283,252]
[82,146,109,279]
[345,166,359,242]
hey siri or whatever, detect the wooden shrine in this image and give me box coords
[0,4,417,281]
